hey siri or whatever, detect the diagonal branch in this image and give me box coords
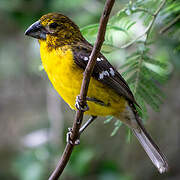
[121,0,166,49]
[160,13,180,34]
[132,0,166,95]
[48,0,115,179]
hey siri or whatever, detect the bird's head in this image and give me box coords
[25,13,84,47]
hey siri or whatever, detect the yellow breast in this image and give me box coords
[39,41,126,117]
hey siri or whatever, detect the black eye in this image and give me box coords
[49,22,58,29]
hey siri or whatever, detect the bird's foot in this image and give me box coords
[75,95,89,112]
[66,128,80,145]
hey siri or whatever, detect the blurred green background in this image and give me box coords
[0,0,179,180]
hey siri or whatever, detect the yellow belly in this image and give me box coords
[39,41,126,116]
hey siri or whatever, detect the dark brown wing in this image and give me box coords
[72,42,138,106]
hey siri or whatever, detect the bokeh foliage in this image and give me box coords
[0,0,179,180]
[81,0,179,133]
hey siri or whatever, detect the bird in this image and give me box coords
[25,12,168,173]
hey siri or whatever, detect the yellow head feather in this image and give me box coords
[39,13,84,48]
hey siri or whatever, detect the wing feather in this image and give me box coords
[72,42,138,106]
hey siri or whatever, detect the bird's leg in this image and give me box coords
[66,116,97,145]
[79,116,97,134]
[66,128,80,145]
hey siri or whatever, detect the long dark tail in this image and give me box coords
[131,107,168,173]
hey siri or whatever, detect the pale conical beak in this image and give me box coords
[25,20,47,40]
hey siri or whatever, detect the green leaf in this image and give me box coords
[107,25,129,35]
[126,72,137,84]
[104,116,114,124]
[80,24,99,34]
[141,66,167,83]
[137,84,162,111]
[120,56,140,69]
[143,56,167,68]
[135,95,148,120]
[126,128,132,143]
[111,120,122,136]
[127,21,136,30]
[121,62,138,78]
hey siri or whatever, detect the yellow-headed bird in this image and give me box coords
[25,13,168,173]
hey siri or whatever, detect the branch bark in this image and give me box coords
[48,0,115,179]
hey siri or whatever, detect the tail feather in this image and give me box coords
[131,109,168,173]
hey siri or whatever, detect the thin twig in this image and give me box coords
[133,8,154,16]
[160,14,180,34]
[133,56,143,95]
[48,0,115,179]
[120,0,166,49]
[145,0,166,43]
[133,0,166,94]
[120,21,154,49]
